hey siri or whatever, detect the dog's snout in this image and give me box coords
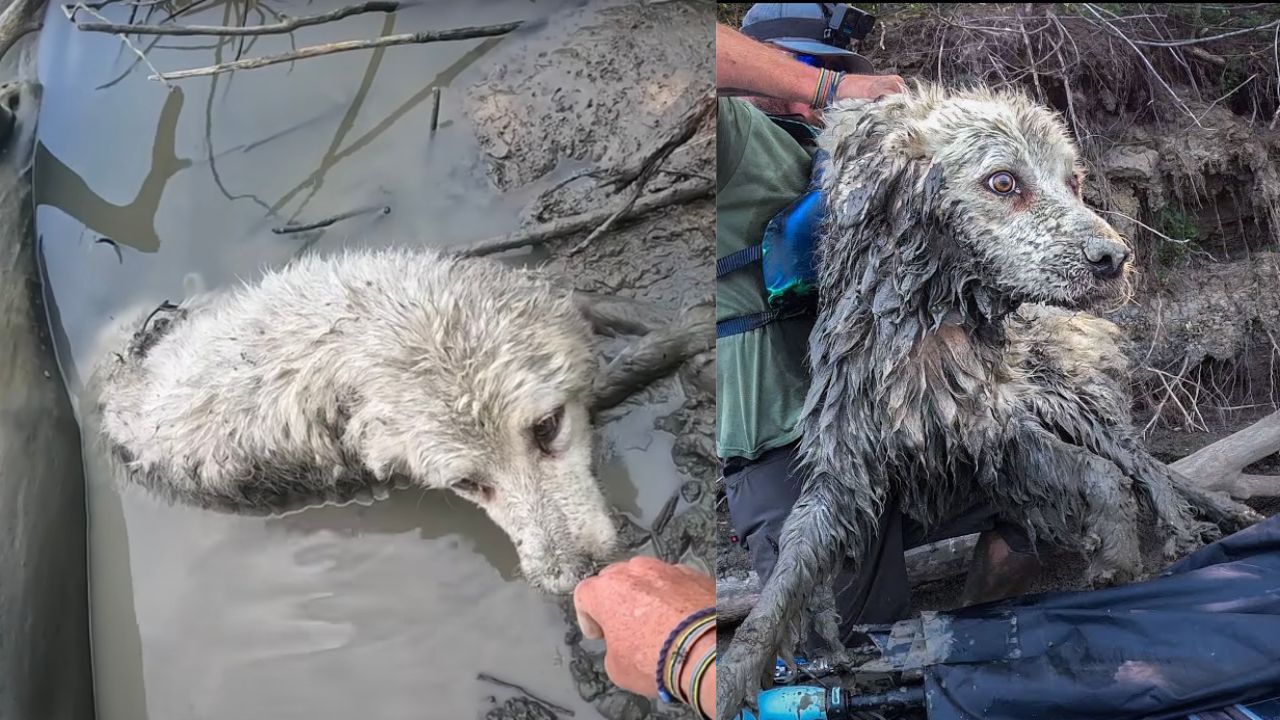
[1083,237,1130,280]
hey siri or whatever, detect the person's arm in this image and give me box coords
[715,23,905,103]
[573,556,716,718]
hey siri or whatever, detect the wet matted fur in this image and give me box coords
[96,248,618,594]
[717,84,1262,717]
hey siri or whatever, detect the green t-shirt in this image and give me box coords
[716,98,815,460]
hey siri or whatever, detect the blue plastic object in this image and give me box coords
[760,189,824,309]
[734,686,842,720]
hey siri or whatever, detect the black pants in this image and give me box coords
[723,441,1031,642]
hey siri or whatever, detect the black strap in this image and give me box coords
[717,310,782,339]
[716,244,763,278]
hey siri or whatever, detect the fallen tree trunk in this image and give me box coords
[1172,410,1280,499]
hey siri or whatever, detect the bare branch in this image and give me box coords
[150,21,523,81]
[69,3,173,89]
[458,179,713,258]
[73,1,400,36]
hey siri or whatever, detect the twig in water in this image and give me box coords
[271,204,390,235]
[652,491,680,536]
[73,1,400,36]
[151,21,522,81]
[476,673,574,717]
[459,179,713,257]
[429,86,440,132]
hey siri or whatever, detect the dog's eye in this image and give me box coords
[532,405,565,455]
[986,171,1018,196]
[451,478,493,501]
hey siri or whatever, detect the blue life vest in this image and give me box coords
[716,117,827,339]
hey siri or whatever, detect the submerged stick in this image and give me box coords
[151,21,522,81]
[429,86,441,132]
[460,179,713,258]
[271,204,390,235]
[74,1,400,36]
[476,673,574,717]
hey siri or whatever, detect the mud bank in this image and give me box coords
[0,39,95,720]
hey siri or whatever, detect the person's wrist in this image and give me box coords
[657,608,715,703]
[674,628,715,702]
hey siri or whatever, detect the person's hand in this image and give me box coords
[837,73,906,101]
[573,556,715,698]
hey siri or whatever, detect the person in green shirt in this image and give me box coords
[717,4,1041,642]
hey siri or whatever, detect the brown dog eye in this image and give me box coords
[986,171,1018,196]
[533,405,565,455]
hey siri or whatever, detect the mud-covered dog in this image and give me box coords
[96,248,618,594]
[717,84,1262,718]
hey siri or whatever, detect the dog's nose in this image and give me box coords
[1083,237,1130,279]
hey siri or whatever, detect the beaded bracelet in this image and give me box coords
[686,646,716,719]
[655,607,715,704]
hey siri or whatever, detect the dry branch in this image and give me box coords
[149,21,523,81]
[458,179,713,257]
[1172,410,1280,499]
[73,1,399,36]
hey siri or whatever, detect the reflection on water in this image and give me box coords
[35,1,697,718]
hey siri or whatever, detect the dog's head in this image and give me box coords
[820,83,1131,310]
[347,257,617,594]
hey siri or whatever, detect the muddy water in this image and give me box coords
[34,2,707,719]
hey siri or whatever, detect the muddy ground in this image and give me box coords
[470,2,715,719]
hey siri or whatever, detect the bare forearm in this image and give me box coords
[716,23,821,101]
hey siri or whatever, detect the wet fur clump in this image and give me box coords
[97,248,618,594]
[717,84,1262,717]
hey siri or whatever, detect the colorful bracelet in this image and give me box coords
[686,646,716,719]
[810,68,846,109]
[655,607,715,704]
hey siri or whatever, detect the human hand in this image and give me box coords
[572,556,715,698]
[837,73,906,101]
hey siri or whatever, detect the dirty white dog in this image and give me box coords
[717,84,1262,717]
[97,248,618,594]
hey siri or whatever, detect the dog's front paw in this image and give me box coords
[718,624,774,720]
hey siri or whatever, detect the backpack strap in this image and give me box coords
[716,310,781,339]
[716,243,763,278]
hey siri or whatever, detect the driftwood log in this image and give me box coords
[719,412,1280,625]
[1172,410,1280,499]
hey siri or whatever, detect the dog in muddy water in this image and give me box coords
[96,248,618,594]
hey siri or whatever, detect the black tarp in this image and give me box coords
[921,515,1280,720]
